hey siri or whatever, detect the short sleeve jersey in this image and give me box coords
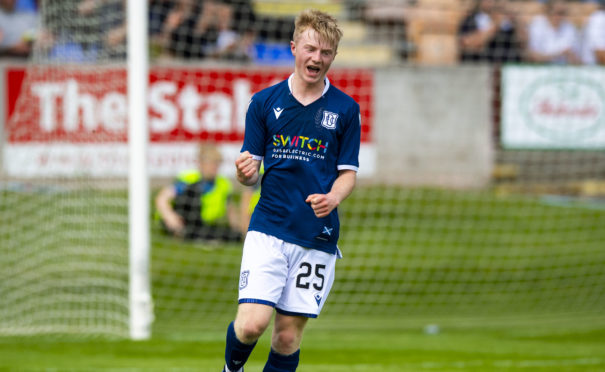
[242,75,361,255]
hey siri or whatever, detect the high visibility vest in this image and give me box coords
[176,170,232,224]
[247,164,264,214]
[248,188,261,215]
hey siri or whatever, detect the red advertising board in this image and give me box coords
[4,65,374,177]
[5,66,373,143]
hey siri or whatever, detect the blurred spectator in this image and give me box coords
[0,0,38,58]
[578,0,605,64]
[238,181,258,236]
[458,0,524,63]
[38,0,86,61]
[526,0,580,64]
[149,0,184,57]
[149,0,171,37]
[161,0,255,61]
[216,0,256,61]
[155,143,242,242]
[239,163,262,235]
[162,0,206,58]
[77,0,126,59]
[41,0,126,62]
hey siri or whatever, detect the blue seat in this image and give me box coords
[252,42,294,65]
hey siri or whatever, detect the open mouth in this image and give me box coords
[307,65,321,75]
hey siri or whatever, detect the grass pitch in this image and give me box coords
[1,185,605,371]
[1,316,605,371]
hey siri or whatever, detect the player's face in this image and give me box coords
[291,28,337,87]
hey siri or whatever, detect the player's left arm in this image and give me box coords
[306,170,356,219]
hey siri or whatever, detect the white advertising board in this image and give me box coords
[501,66,605,149]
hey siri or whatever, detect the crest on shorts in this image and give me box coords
[239,270,250,290]
[321,111,338,130]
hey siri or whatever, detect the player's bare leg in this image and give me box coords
[263,313,308,371]
[234,303,274,342]
[223,303,273,372]
[271,313,308,354]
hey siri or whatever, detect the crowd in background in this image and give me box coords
[1,0,604,65]
[458,0,605,64]
[148,0,257,61]
[0,0,260,61]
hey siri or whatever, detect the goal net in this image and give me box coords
[0,0,131,337]
[1,0,605,339]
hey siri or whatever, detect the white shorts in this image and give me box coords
[238,231,339,318]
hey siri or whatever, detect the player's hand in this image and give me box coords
[235,151,258,185]
[164,212,185,237]
[306,193,339,218]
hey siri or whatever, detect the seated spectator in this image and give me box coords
[160,0,212,58]
[579,0,605,64]
[211,0,256,61]
[149,0,183,57]
[526,0,580,64]
[163,0,255,60]
[149,0,174,37]
[40,0,125,62]
[155,143,242,242]
[458,0,523,63]
[0,0,38,58]
[77,0,126,59]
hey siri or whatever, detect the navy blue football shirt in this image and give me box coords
[242,75,361,255]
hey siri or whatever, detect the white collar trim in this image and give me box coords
[288,74,330,96]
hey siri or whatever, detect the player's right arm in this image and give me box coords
[235,151,261,186]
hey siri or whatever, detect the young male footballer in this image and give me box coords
[223,8,361,372]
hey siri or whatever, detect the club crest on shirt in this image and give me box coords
[321,111,338,130]
[239,270,250,290]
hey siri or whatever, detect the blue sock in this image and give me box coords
[263,349,300,372]
[224,321,256,371]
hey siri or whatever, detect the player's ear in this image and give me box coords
[290,40,296,55]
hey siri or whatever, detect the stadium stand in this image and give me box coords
[363,0,470,64]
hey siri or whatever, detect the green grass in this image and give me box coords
[1,316,605,371]
[1,185,605,371]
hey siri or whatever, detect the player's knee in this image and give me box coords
[272,329,300,355]
[235,318,267,342]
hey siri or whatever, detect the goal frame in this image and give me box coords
[128,0,152,340]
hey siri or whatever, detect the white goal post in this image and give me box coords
[127,0,152,341]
